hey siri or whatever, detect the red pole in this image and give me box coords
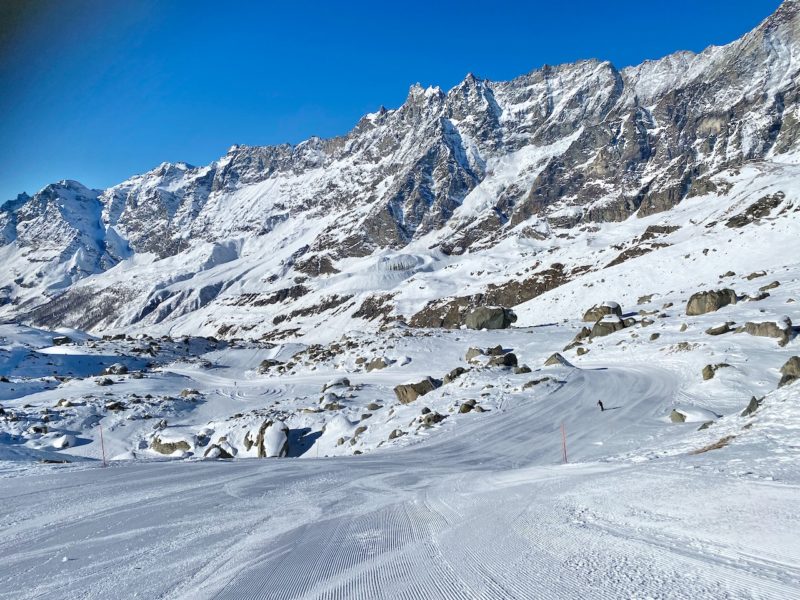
[561,423,568,464]
[99,424,107,467]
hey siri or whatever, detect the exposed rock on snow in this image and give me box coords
[443,367,467,384]
[686,289,738,316]
[488,352,518,368]
[582,301,622,323]
[702,363,730,381]
[366,357,390,372]
[705,323,734,336]
[779,356,800,387]
[544,353,573,367]
[464,307,517,330]
[102,363,128,375]
[150,435,192,455]
[740,317,793,346]
[740,396,763,417]
[591,315,626,338]
[394,377,439,404]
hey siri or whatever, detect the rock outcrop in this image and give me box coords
[779,356,800,387]
[590,315,626,338]
[686,289,737,316]
[741,317,793,346]
[464,307,517,330]
[394,377,439,404]
[582,302,622,323]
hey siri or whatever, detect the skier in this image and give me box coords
[597,400,605,411]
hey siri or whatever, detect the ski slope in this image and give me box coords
[1,363,798,599]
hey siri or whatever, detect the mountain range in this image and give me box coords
[3,1,800,341]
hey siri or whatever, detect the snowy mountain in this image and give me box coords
[2,2,800,342]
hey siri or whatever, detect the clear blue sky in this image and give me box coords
[0,0,783,201]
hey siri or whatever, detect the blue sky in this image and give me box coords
[0,0,782,201]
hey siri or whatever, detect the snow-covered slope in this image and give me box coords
[1,259,800,596]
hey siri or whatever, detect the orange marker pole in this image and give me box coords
[561,423,568,464]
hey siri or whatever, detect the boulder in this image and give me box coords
[366,357,390,372]
[388,429,406,440]
[686,289,737,316]
[740,396,762,417]
[96,378,114,386]
[582,301,622,323]
[203,444,235,459]
[102,363,128,375]
[513,365,532,374]
[465,347,484,362]
[759,281,780,292]
[180,388,201,398]
[459,399,477,414]
[444,367,467,384]
[705,322,733,336]
[741,317,792,346]
[779,356,800,388]
[488,352,518,368]
[590,315,625,338]
[322,377,350,392]
[577,346,590,355]
[464,307,517,330]
[394,377,438,404]
[254,419,289,457]
[421,412,447,426]
[150,436,191,455]
[702,363,729,381]
[544,353,573,367]
[366,402,383,411]
[669,410,687,423]
[572,327,592,345]
[52,335,73,346]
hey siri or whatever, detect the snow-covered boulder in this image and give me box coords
[102,363,128,375]
[582,301,622,323]
[252,420,289,458]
